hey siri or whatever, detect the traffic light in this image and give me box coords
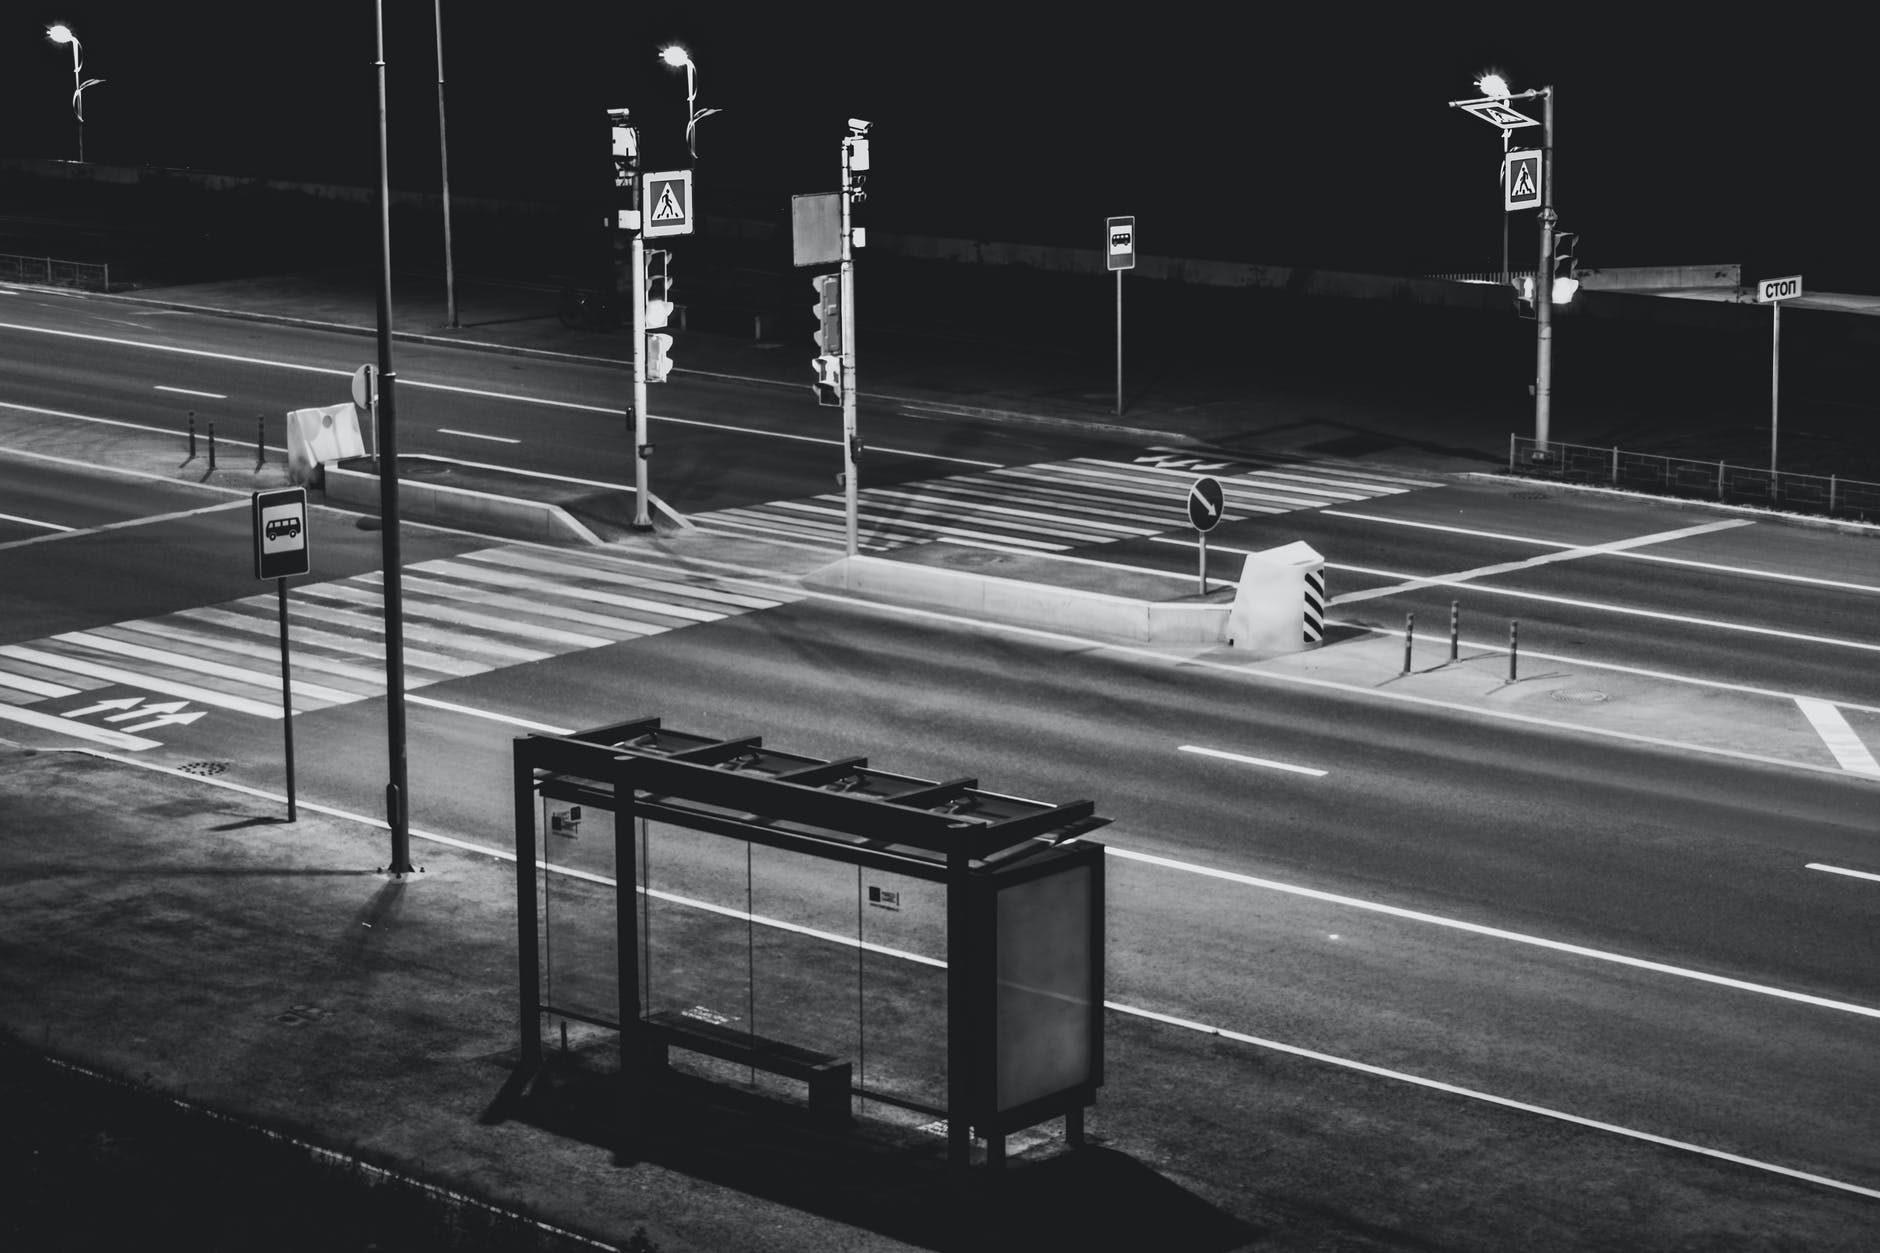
[644,250,675,382]
[1551,231,1580,304]
[646,250,673,331]
[1513,275,1536,320]
[647,332,674,383]
[810,273,842,356]
[812,354,841,406]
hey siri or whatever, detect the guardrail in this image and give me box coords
[0,252,110,291]
[1510,436,1880,523]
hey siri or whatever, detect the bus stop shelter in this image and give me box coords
[512,716,1109,1169]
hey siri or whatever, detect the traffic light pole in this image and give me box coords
[632,224,651,529]
[840,135,860,557]
[1533,85,1556,458]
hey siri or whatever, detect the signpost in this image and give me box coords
[1107,216,1135,416]
[253,488,309,821]
[1187,475,1224,594]
[1756,274,1803,474]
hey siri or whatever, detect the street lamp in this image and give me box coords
[658,44,723,160]
[1476,73,1513,284]
[46,23,105,163]
[1450,80,1557,457]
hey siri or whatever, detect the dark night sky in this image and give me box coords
[2,4,1868,285]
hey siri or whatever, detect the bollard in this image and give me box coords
[208,422,216,471]
[1509,619,1519,682]
[1449,600,1459,662]
[255,417,265,469]
[1402,612,1414,675]
[187,411,197,460]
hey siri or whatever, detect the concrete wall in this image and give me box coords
[809,556,1229,644]
[322,465,598,545]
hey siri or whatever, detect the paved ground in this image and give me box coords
[5,269,1879,1250]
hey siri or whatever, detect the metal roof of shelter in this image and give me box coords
[525,716,1110,878]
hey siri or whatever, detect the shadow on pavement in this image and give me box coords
[485,1041,1260,1253]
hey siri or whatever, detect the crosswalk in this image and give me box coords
[0,543,802,748]
[688,451,1441,553]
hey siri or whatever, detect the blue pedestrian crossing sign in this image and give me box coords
[253,488,309,580]
[644,169,694,238]
[1504,149,1541,211]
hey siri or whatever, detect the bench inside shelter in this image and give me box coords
[641,1008,852,1124]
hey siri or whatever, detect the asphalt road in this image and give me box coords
[3,288,1877,1244]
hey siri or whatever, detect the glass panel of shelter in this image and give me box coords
[538,796,619,1027]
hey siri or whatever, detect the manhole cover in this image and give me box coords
[178,761,229,776]
[1548,688,1608,704]
[1510,491,1550,500]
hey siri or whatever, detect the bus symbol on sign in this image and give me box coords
[253,487,310,580]
[1106,215,1136,271]
[1757,274,1803,303]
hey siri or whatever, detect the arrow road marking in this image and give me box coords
[119,710,208,734]
[0,704,161,750]
[63,696,144,719]
[105,699,188,722]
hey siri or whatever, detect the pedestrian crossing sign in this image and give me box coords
[643,169,694,237]
[1504,149,1541,211]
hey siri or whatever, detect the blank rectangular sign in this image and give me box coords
[792,193,842,268]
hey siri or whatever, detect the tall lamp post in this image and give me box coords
[45,24,104,163]
[1451,80,1556,458]
[658,45,723,161]
[433,0,458,328]
[372,0,414,876]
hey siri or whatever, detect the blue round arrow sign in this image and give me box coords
[1188,476,1224,532]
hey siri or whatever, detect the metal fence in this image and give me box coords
[1510,436,1880,523]
[0,252,110,292]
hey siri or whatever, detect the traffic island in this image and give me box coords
[805,543,1237,644]
[320,455,608,545]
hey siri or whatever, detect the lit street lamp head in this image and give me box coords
[1476,72,1511,99]
[47,23,76,44]
[659,45,692,69]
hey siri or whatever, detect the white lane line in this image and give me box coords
[1104,1001,1880,1203]
[1328,561,1880,655]
[1807,863,1880,884]
[0,705,161,750]
[437,428,521,444]
[0,492,246,552]
[1333,519,1755,605]
[1179,744,1327,777]
[1103,844,1880,1019]
[0,510,73,532]
[1324,509,1880,595]
[0,323,1000,468]
[153,385,228,399]
[58,744,1880,1205]
[1795,698,1880,777]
